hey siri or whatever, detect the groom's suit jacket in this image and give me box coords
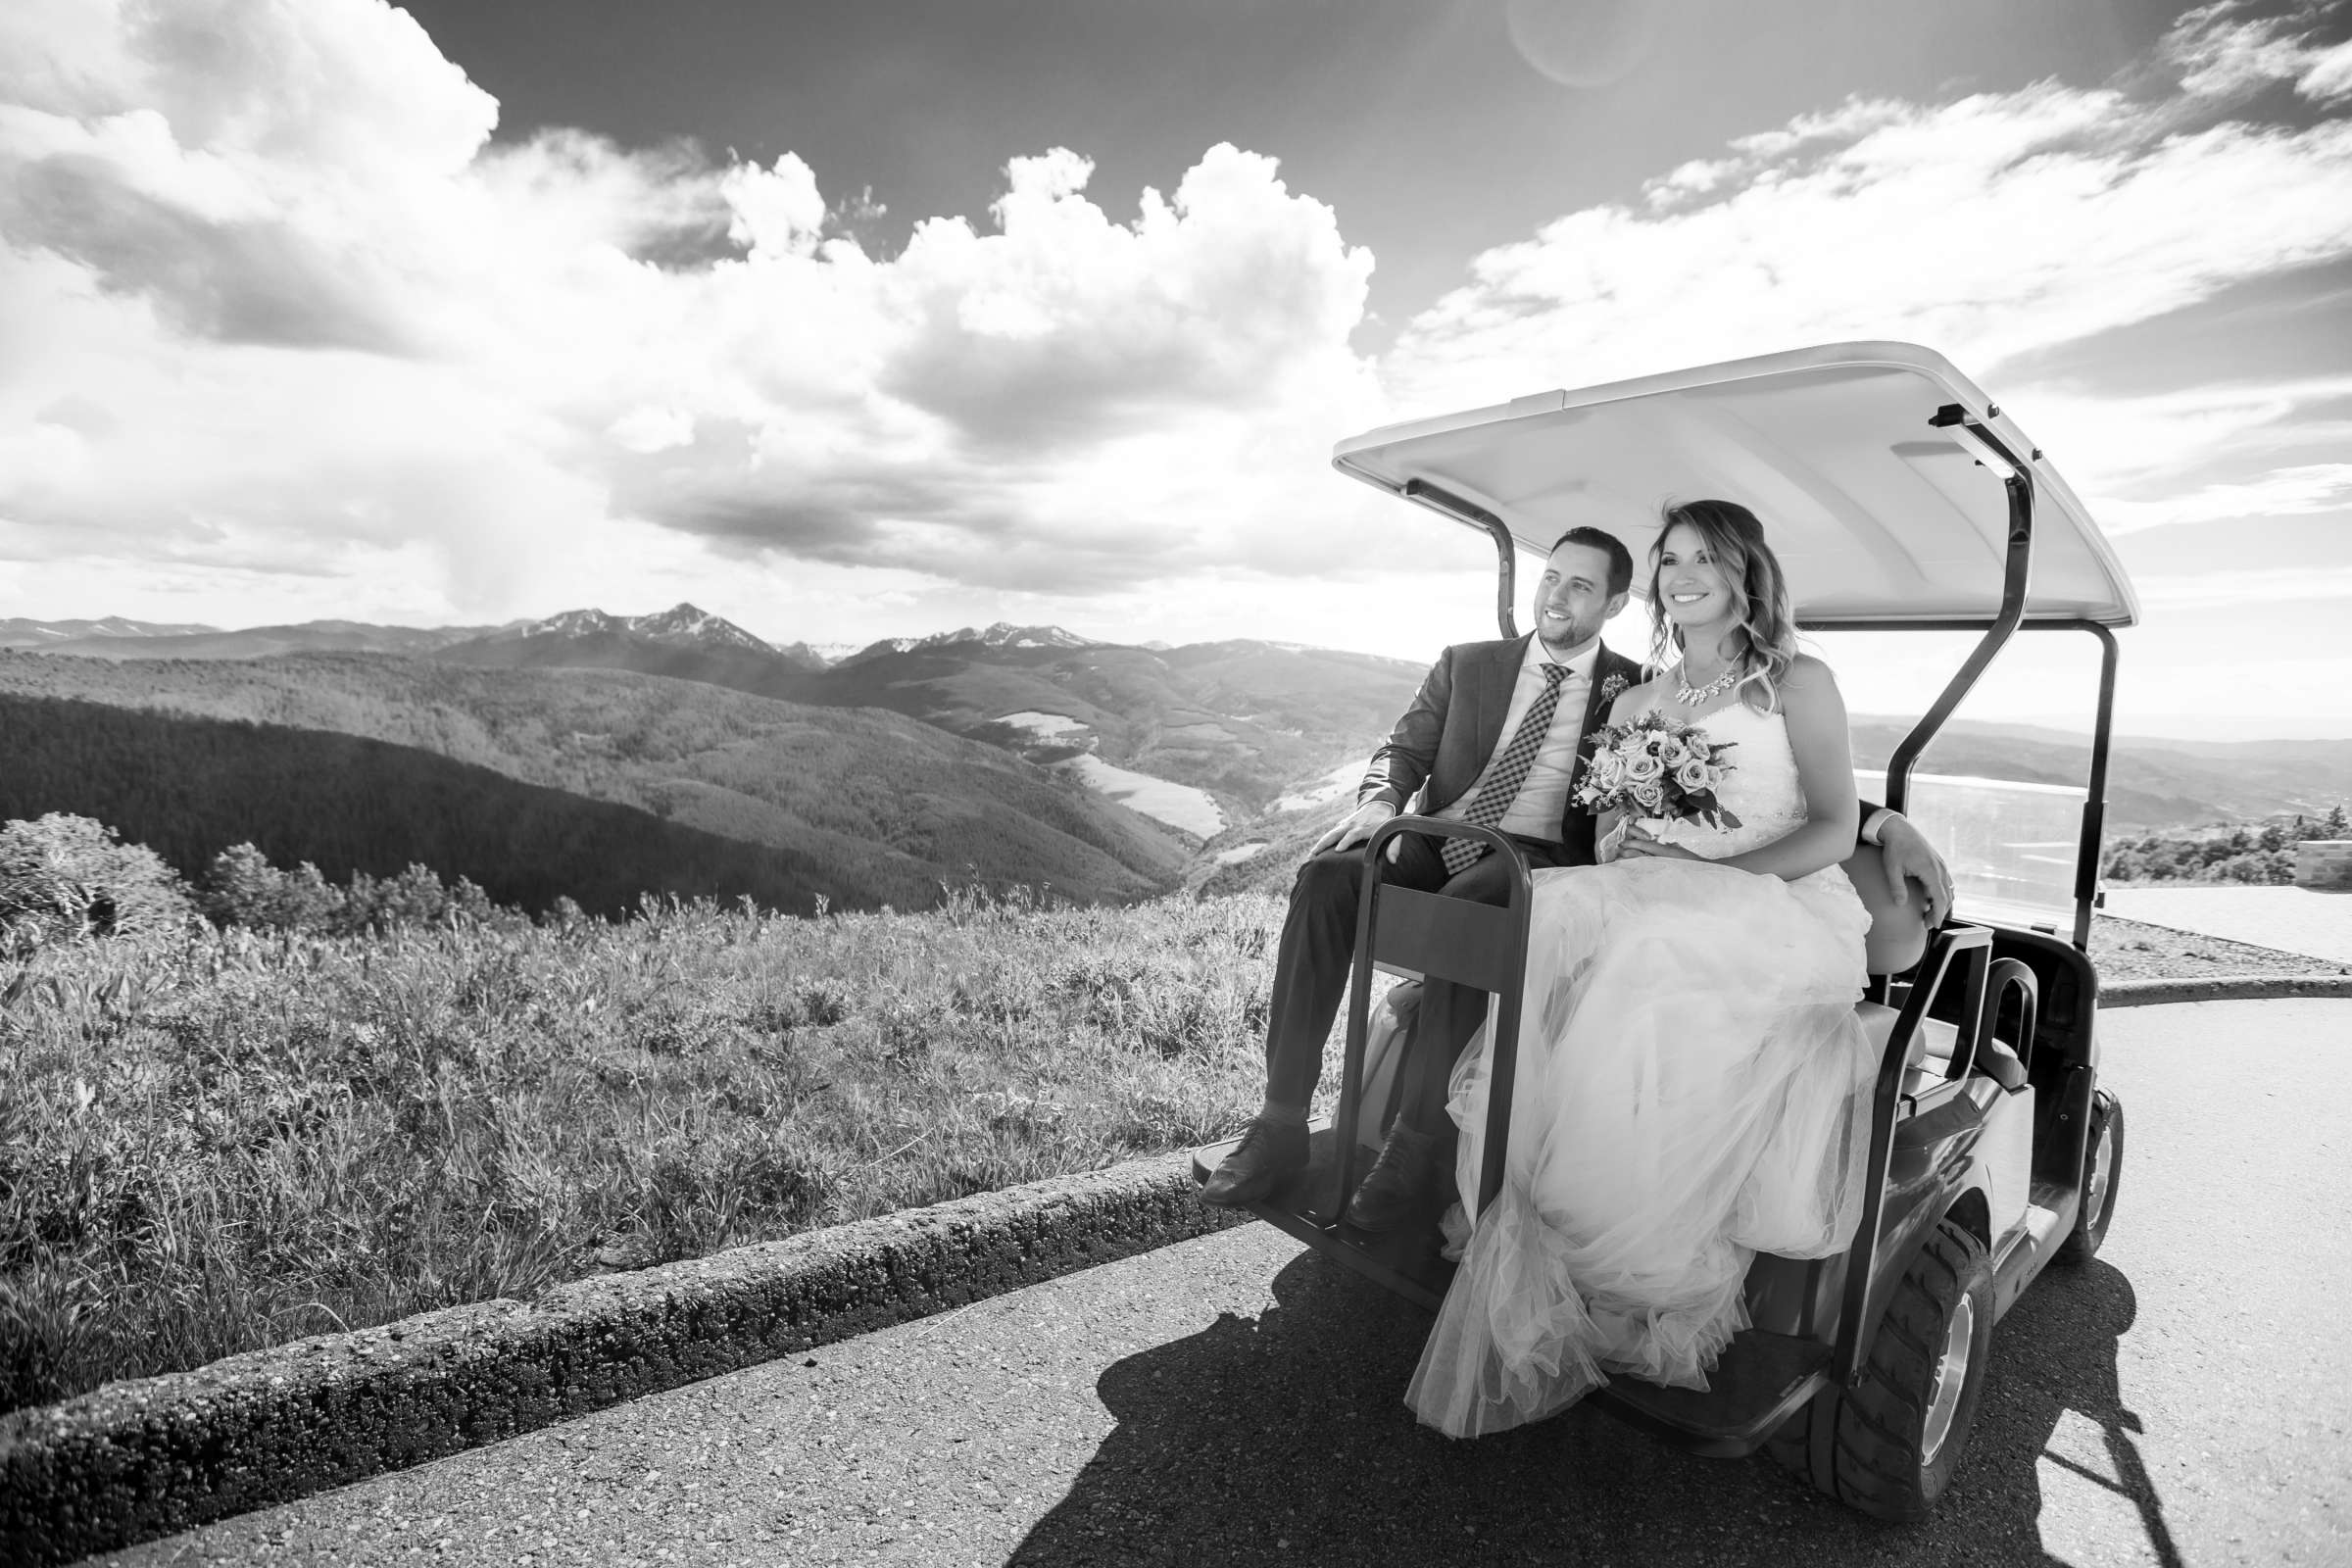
[1359,635,1646,869]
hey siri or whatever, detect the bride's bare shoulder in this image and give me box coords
[1779,654,1841,693]
[1772,655,1848,723]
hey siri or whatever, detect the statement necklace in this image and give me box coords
[1674,660,1742,706]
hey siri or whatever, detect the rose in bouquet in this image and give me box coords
[1574,710,1740,830]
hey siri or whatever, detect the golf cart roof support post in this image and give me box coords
[1883,414,2036,814]
[2075,623,2120,952]
[1402,478,1520,638]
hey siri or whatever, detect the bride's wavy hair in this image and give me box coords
[1645,498,1799,712]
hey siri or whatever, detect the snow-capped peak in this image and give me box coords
[626,604,774,653]
[837,622,1096,665]
[920,621,1094,653]
[517,603,774,654]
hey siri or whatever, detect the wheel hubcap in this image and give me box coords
[2085,1121,2114,1229]
[1922,1296,1975,1467]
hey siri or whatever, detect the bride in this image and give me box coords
[1405,498,1877,1439]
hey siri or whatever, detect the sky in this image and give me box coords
[1,0,2349,739]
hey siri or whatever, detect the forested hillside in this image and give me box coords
[0,696,871,915]
[0,654,1190,908]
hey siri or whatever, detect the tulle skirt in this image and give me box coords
[1404,857,1874,1438]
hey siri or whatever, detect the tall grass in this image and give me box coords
[0,886,1301,1413]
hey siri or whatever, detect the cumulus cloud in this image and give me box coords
[0,0,1388,619]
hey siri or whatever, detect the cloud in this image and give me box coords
[2091,461,2352,534]
[1388,41,2352,409]
[1,0,2347,665]
[2163,0,2352,104]
[0,0,1389,615]
[720,153,826,260]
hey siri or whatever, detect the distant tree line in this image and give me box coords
[2101,806,2348,886]
[0,812,542,956]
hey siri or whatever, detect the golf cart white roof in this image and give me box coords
[1333,341,2139,628]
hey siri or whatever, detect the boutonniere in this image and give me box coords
[1599,673,1630,702]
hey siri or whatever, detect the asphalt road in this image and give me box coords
[89,998,2350,1567]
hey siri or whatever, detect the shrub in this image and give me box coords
[201,843,514,935]
[0,814,190,956]
[200,842,348,931]
[2101,810,2350,887]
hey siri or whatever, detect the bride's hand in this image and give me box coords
[1616,823,1703,861]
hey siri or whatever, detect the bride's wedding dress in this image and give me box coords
[1405,700,1876,1438]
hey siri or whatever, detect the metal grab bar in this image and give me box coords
[1984,956,2039,1079]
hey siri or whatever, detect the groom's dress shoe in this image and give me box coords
[1200,1115,1308,1206]
[1345,1122,1447,1233]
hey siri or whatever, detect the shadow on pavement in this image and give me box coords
[1007,1243,2168,1567]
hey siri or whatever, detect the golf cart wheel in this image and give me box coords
[1767,1218,1994,1522]
[2060,1091,2124,1264]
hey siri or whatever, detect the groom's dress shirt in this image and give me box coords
[1431,637,1597,846]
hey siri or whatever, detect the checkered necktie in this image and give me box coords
[1440,662,1571,875]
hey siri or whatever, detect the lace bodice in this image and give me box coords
[1645,702,1809,859]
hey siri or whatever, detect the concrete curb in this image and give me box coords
[2101,973,2352,1007]
[0,1151,1243,1567]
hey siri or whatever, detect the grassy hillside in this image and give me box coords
[0,886,1286,1412]
[0,653,1189,907]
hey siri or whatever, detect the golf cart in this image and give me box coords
[1192,342,2133,1520]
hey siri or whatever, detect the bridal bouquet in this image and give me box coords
[1575,711,1741,830]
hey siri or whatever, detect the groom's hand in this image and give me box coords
[1312,799,1397,858]
[1876,812,1954,927]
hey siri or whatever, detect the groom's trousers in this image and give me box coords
[1262,831,1578,1111]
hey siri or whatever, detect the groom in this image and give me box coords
[1201,525,1952,1230]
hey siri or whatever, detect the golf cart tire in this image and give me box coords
[1766,1218,1995,1522]
[2059,1091,2124,1264]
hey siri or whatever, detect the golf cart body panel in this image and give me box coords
[1196,342,2131,1513]
[1331,340,2139,629]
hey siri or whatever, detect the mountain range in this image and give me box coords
[4,605,2345,917]
[0,609,1095,673]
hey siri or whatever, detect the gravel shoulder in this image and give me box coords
[2086,911,2351,982]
